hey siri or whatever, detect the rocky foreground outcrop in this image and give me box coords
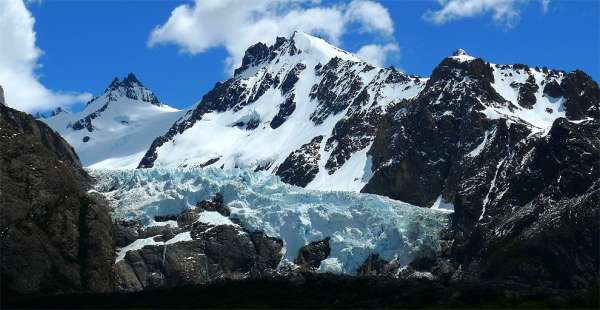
[0,104,114,295]
[113,194,284,292]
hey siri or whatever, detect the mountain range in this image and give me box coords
[43,32,598,198]
[2,32,598,307]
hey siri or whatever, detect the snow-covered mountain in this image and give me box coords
[138,32,597,195]
[130,33,598,290]
[138,32,424,191]
[43,74,184,168]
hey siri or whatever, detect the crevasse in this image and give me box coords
[91,167,449,274]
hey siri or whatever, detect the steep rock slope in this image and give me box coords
[363,50,599,288]
[43,74,184,168]
[0,103,114,295]
[138,32,424,191]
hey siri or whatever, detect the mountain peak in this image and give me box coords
[101,73,162,106]
[290,31,361,63]
[106,73,144,91]
[123,73,141,86]
[453,48,468,56]
[234,31,363,76]
[450,48,475,62]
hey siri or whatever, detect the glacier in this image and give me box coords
[91,167,450,274]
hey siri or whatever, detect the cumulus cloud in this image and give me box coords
[0,0,92,113]
[345,0,394,35]
[424,0,549,28]
[355,43,400,67]
[148,0,397,71]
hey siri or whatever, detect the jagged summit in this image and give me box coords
[106,73,144,91]
[453,48,468,56]
[98,73,163,106]
[449,48,476,62]
[234,31,363,76]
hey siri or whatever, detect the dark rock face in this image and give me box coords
[233,42,271,77]
[357,254,391,277]
[114,194,284,292]
[309,58,365,125]
[363,57,504,207]
[561,70,600,119]
[280,63,306,95]
[363,54,600,290]
[270,94,296,129]
[294,238,331,269]
[543,80,562,98]
[196,193,229,217]
[517,74,539,108]
[70,102,109,132]
[448,118,600,289]
[0,105,114,295]
[0,85,5,105]
[114,220,144,248]
[276,135,323,187]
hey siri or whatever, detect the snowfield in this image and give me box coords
[91,167,450,274]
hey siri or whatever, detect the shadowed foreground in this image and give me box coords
[4,273,598,309]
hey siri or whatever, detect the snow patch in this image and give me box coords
[197,211,237,227]
[431,195,454,213]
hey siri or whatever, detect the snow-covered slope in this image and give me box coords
[44,74,184,168]
[91,167,449,274]
[138,32,424,191]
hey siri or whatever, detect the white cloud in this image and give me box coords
[148,0,396,72]
[345,0,394,35]
[541,0,550,13]
[424,0,549,28]
[0,0,91,113]
[355,43,400,67]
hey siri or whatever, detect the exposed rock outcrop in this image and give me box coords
[0,104,114,296]
[114,194,284,292]
[0,85,5,105]
[294,238,331,270]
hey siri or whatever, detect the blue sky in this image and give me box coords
[2,0,598,112]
